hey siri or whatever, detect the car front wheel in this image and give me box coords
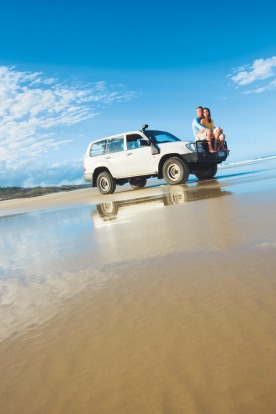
[97,172,116,195]
[162,157,189,185]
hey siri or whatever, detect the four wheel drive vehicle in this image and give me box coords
[83,124,229,195]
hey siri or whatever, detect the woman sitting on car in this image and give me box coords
[201,107,227,152]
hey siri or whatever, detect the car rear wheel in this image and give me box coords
[97,172,116,194]
[129,177,147,189]
[194,164,218,180]
[162,157,189,185]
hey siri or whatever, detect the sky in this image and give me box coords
[0,0,276,187]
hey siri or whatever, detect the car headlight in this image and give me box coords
[185,143,196,152]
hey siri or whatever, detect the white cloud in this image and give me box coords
[243,78,276,94]
[0,157,84,187]
[0,66,138,187]
[229,56,276,94]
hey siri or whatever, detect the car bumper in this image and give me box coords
[83,173,92,182]
[183,150,229,164]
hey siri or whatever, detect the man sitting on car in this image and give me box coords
[192,106,216,152]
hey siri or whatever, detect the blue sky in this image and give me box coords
[0,0,276,187]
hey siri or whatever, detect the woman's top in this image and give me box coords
[201,118,214,129]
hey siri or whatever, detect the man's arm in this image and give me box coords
[192,118,210,137]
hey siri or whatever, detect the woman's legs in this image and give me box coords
[206,130,216,152]
[218,134,227,151]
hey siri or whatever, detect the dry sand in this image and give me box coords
[0,159,276,413]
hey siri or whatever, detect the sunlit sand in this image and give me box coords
[0,158,276,413]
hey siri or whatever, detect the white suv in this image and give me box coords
[83,125,229,194]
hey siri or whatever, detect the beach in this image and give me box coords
[0,158,276,414]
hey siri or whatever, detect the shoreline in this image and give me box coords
[0,157,276,218]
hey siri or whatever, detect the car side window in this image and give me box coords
[90,140,107,157]
[106,137,124,153]
[126,134,143,150]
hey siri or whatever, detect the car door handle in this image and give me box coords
[127,152,132,156]
[105,156,111,159]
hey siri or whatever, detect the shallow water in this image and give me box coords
[0,159,276,413]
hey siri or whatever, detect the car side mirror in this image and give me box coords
[151,145,159,155]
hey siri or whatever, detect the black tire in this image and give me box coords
[129,177,147,189]
[162,157,189,185]
[97,171,116,194]
[194,164,218,180]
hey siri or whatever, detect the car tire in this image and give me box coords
[194,164,218,180]
[129,177,147,189]
[162,157,189,185]
[97,171,116,195]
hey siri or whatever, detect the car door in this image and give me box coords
[104,136,126,177]
[125,133,155,176]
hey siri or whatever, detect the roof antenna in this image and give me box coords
[141,124,149,132]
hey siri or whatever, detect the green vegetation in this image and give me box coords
[0,185,90,201]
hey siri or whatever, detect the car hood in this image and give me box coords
[158,140,192,153]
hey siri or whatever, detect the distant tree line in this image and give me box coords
[0,185,90,201]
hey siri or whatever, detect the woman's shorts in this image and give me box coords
[195,131,208,141]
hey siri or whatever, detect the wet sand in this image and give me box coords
[0,159,276,413]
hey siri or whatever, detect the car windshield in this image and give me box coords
[144,130,181,144]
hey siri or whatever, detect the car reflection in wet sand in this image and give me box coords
[91,182,232,227]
